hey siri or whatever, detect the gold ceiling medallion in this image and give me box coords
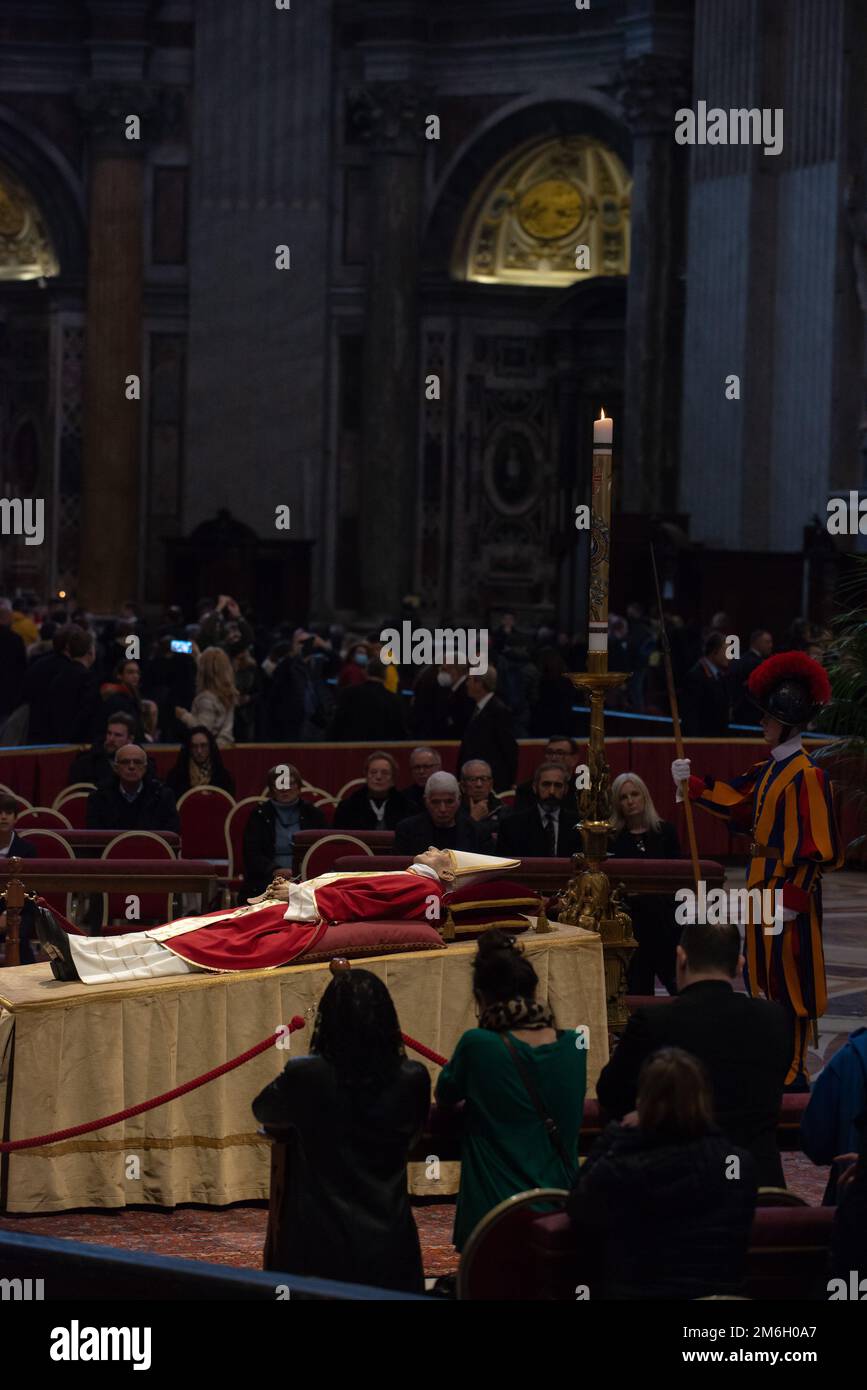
[452,135,631,288]
[0,168,60,281]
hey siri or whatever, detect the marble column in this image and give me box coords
[349,82,430,620]
[76,84,156,611]
[617,54,691,515]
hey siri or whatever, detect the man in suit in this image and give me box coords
[86,745,180,834]
[329,658,408,742]
[514,734,582,816]
[496,762,581,859]
[730,629,773,724]
[456,665,518,793]
[596,921,791,1186]
[680,632,731,737]
[401,747,443,813]
[394,772,493,855]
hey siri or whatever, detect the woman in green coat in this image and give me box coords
[436,929,587,1250]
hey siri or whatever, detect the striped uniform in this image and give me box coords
[687,746,843,1084]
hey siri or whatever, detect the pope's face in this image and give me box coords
[413,847,454,882]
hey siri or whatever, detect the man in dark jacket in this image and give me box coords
[595,921,791,1186]
[67,713,137,787]
[330,660,408,742]
[0,599,26,721]
[514,735,581,817]
[242,763,326,900]
[730,629,773,724]
[394,772,493,856]
[497,762,581,858]
[680,632,731,737]
[332,751,411,831]
[86,745,179,833]
[456,666,518,793]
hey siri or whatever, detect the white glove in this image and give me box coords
[671,758,691,804]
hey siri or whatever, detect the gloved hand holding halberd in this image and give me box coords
[671,757,691,803]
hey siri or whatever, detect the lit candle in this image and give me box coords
[588,410,613,668]
[593,408,613,446]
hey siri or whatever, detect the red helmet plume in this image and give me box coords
[747,651,831,706]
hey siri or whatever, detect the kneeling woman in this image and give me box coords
[436,930,586,1251]
[253,969,430,1293]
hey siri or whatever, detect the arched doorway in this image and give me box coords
[418,105,631,634]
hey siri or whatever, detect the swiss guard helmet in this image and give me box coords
[746,651,832,730]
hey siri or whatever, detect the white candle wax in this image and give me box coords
[593,411,613,446]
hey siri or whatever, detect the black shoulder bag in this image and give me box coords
[501,1033,576,1179]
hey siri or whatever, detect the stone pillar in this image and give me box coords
[617,53,691,514]
[76,84,155,610]
[349,82,430,620]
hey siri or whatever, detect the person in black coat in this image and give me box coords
[86,746,180,833]
[393,772,494,855]
[253,968,430,1293]
[496,763,581,858]
[514,736,581,817]
[609,771,682,995]
[596,921,791,1187]
[165,725,236,798]
[332,751,411,831]
[400,747,443,813]
[242,763,326,900]
[329,660,408,742]
[680,632,731,737]
[456,667,518,793]
[568,1047,758,1299]
[23,624,100,744]
[67,712,138,788]
[730,629,773,724]
[0,602,26,721]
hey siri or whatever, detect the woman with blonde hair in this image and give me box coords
[567,1047,757,1299]
[609,771,681,996]
[176,646,239,747]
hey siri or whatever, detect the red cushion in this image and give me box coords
[301,919,446,963]
[443,876,537,935]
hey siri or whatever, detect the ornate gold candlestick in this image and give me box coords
[556,412,637,1031]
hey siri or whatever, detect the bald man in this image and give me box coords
[393,770,494,856]
[86,743,180,833]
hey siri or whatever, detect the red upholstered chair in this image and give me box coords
[52,786,94,828]
[16,806,72,830]
[299,833,376,880]
[176,785,235,861]
[100,831,177,930]
[0,784,30,812]
[457,1189,570,1301]
[224,795,266,899]
[11,831,76,921]
[743,1205,833,1300]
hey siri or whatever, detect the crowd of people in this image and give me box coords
[254,926,867,1298]
[0,593,835,749]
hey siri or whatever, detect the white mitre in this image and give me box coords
[445,850,521,886]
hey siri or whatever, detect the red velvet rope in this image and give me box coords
[401,1033,447,1068]
[0,1018,448,1154]
[0,1016,307,1153]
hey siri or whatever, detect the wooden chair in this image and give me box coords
[457,1189,570,1301]
[299,833,375,881]
[0,784,31,813]
[176,785,235,860]
[52,785,95,828]
[7,829,76,922]
[224,795,266,900]
[100,831,177,930]
[15,806,73,830]
[755,1186,809,1207]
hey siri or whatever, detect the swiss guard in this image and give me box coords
[671,652,843,1091]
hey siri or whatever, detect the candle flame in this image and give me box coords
[598,409,606,420]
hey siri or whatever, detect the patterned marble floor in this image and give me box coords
[1,868,863,1280]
